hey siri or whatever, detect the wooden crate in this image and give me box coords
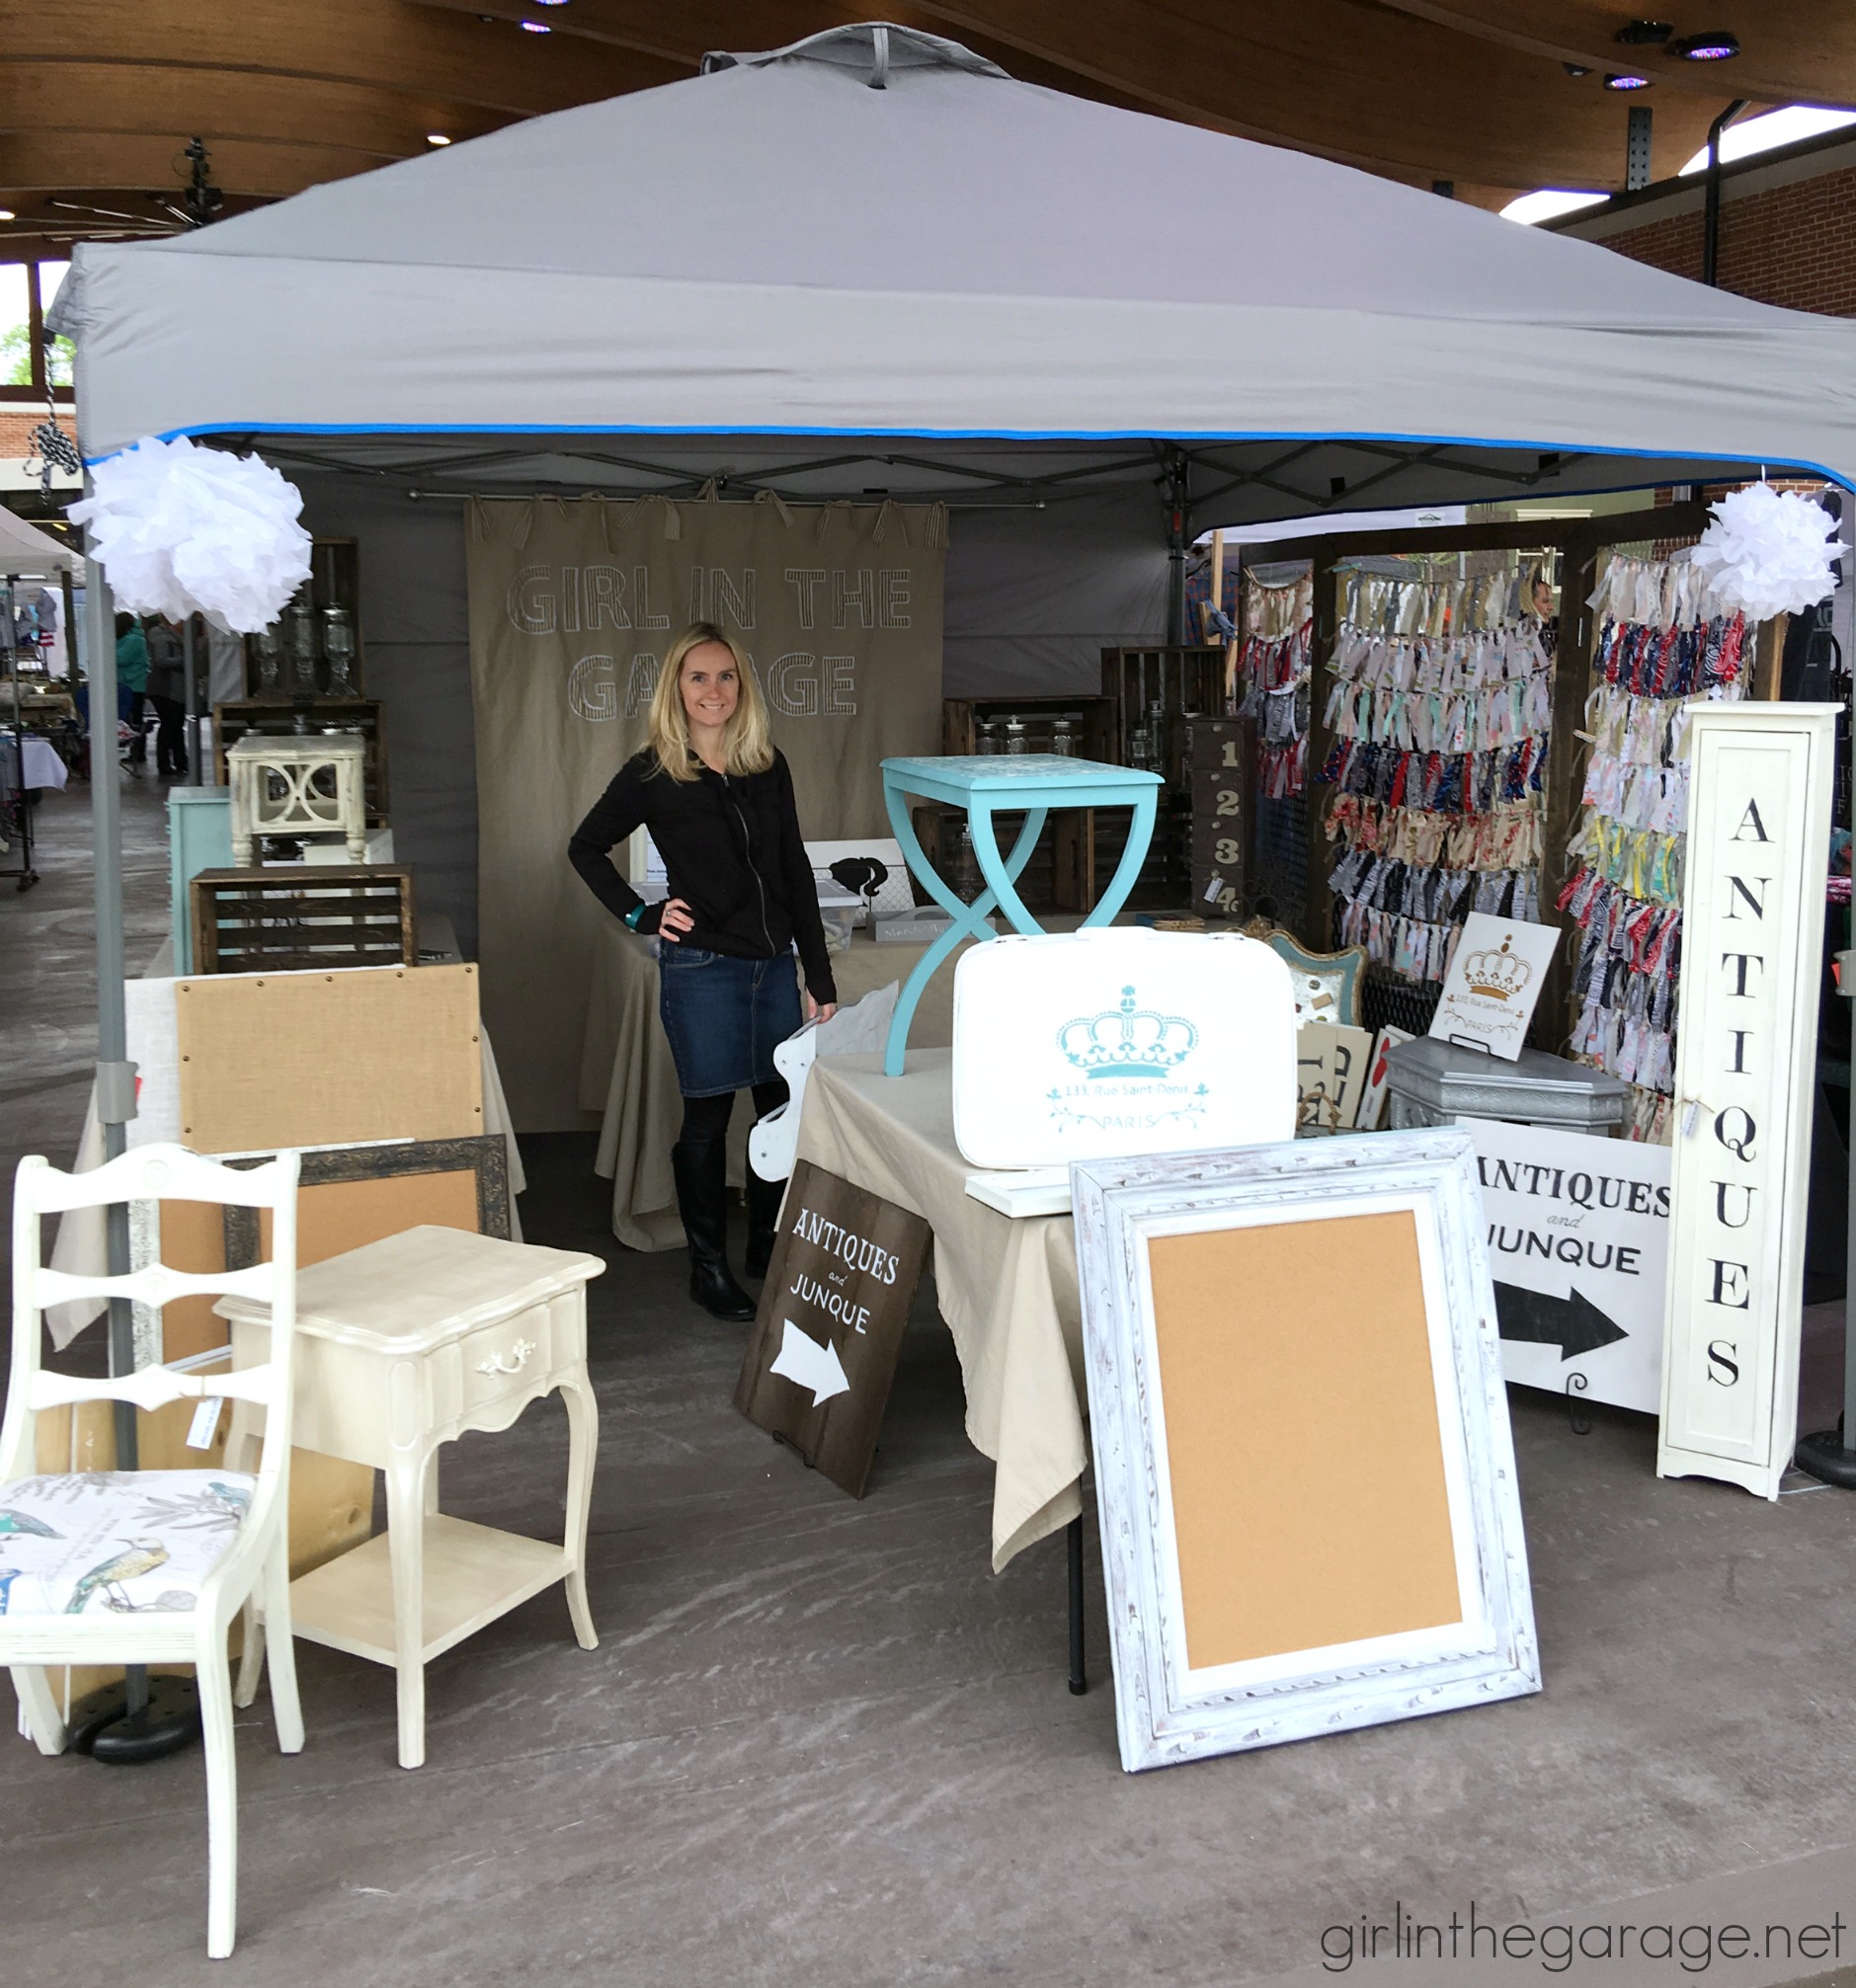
[1099,647,1228,780]
[190,864,416,974]
[941,693,1116,762]
[213,696,389,825]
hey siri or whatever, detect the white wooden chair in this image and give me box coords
[1,1143,302,1959]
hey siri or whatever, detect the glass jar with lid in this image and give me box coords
[249,622,283,694]
[1004,719,1027,755]
[320,605,359,696]
[1050,719,1077,756]
[976,720,1003,755]
[282,592,320,694]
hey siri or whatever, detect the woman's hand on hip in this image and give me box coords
[659,898,694,942]
[806,993,837,1024]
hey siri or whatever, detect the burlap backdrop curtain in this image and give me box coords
[467,494,947,1129]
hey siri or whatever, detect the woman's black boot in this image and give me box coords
[745,1169,786,1278]
[671,1140,756,1321]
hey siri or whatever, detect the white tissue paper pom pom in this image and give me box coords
[67,436,313,634]
[1691,483,1839,624]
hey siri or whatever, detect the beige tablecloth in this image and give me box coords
[794,1049,1085,1573]
[581,926,965,1251]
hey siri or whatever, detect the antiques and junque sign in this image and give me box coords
[1428,913,1559,1061]
[1659,704,1838,1499]
[466,495,946,1127]
[1466,1118,1671,1414]
[735,1160,931,1498]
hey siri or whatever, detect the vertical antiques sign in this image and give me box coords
[466,496,946,1129]
[735,1159,932,1497]
[1658,703,1837,1499]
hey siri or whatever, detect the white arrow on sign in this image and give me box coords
[768,1318,849,1406]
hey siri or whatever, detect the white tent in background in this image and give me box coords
[0,506,81,576]
[50,23,1856,504]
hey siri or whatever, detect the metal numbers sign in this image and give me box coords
[1658,703,1837,1499]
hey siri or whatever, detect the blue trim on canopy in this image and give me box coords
[84,420,1851,491]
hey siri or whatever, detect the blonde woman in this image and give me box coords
[569,623,838,1320]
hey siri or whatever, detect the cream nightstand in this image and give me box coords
[218,1225,604,1769]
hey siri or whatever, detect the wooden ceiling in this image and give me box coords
[3,0,1850,256]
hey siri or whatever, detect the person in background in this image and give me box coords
[114,611,149,775]
[144,615,189,778]
[568,622,838,1321]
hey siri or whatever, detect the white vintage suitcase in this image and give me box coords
[950,928,1297,1169]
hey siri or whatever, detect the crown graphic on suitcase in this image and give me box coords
[1058,986,1198,1078]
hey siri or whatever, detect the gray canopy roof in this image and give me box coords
[51,23,1856,516]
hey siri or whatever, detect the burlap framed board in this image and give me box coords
[735,1160,931,1497]
[1071,1127,1539,1773]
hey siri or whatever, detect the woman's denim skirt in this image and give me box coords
[657,945,803,1097]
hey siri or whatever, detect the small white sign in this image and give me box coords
[1355,1025,1414,1131]
[1428,914,1560,1062]
[1465,1119,1671,1414]
[1294,1022,1373,1136]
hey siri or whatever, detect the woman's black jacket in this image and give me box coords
[567,747,837,1004]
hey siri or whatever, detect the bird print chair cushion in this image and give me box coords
[0,1471,255,1618]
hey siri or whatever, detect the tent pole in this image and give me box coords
[183,613,202,785]
[1164,447,1190,646]
[59,565,78,685]
[68,518,200,1764]
[80,543,136,1441]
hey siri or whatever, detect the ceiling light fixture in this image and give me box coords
[0,209,15,222]
[1615,19,1673,44]
[521,20,551,31]
[427,133,451,145]
[1564,62,1592,76]
[1603,72,1654,90]
[1670,32,1741,61]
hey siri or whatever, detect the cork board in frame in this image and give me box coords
[174,963,483,1155]
[1071,1128,1539,1773]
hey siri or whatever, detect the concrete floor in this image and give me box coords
[5,771,1856,1988]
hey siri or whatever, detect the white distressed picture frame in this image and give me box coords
[1071,1129,1540,1773]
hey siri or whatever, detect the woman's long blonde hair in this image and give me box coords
[646,622,774,781]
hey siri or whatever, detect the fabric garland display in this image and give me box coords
[1558,548,1751,1143]
[1320,565,1553,984]
[1237,570,1313,798]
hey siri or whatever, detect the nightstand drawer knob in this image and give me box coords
[474,1337,535,1378]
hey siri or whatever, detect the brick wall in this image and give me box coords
[1586,161,1856,318]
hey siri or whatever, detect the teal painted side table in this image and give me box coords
[880,755,1164,1074]
[168,786,233,975]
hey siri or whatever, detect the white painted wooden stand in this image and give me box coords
[226,731,367,865]
[218,1225,604,1769]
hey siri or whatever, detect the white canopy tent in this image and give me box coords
[41,21,1856,1121]
[52,23,1856,506]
